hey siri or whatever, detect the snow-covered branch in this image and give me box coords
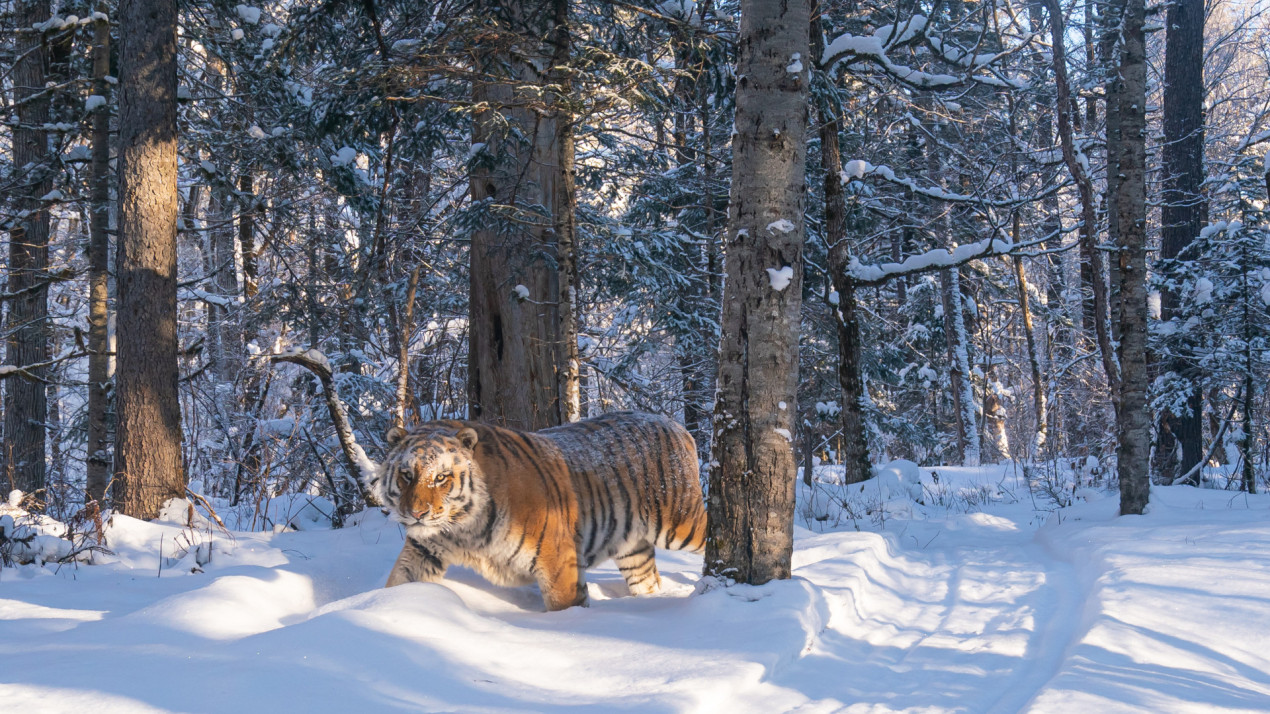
[847,237,1015,285]
[840,159,1068,210]
[819,13,1031,91]
[270,349,382,507]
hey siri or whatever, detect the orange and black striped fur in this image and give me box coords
[375,412,706,611]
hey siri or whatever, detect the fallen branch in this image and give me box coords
[1170,385,1243,487]
[270,349,382,507]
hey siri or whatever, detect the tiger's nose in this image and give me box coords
[410,509,426,519]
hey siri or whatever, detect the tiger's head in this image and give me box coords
[377,425,485,534]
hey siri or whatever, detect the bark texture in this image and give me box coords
[1158,0,1206,484]
[705,0,809,585]
[467,0,578,430]
[1111,0,1151,515]
[113,0,186,518]
[6,0,52,496]
[85,13,113,503]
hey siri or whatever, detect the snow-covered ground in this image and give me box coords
[4,463,1270,712]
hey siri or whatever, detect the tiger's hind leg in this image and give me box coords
[616,540,661,596]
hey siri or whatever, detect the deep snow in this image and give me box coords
[3,464,1270,713]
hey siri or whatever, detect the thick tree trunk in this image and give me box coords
[705,0,808,586]
[86,13,113,504]
[1158,0,1206,484]
[1111,0,1151,515]
[6,0,52,496]
[467,0,577,431]
[113,0,186,518]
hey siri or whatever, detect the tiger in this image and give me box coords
[374,411,707,611]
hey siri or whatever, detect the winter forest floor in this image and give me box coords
[3,464,1270,713]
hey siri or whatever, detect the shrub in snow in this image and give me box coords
[157,498,213,530]
[1,492,103,567]
[286,496,337,531]
[872,459,924,501]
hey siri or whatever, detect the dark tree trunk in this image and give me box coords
[1111,0,1151,515]
[5,0,52,496]
[467,0,577,431]
[1045,0,1121,400]
[705,0,809,586]
[1158,0,1206,484]
[86,12,113,504]
[113,0,186,518]
[811,3,870,487]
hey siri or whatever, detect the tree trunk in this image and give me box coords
[237,173,263,481]
[394,267,420,428]
[467,0,576,431]
[1014,253,1048,454]
[6,0,52,496]
[204,58,240,386]
[1111,0,1150,515]
[208,183,240,383]
[551,0,582,424]
[86,12,113,504]
[1045,0,1121,400]
[705,0,808,586]
[1158,0,1206,484]
[942,268,981,466]
[1103,0,1125,348]
[923,106,980,467]
[811,4,871,487]
[113,0,186,518]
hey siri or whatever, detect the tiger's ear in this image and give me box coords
[456,427,479,450]
[385,425,408,447]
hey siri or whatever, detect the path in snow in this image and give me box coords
[3,472,1270,712]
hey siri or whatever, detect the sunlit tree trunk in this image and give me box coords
[705,0,809,586]
[467,0,578,430]
[1111,0,1150,515]
[113,0,186,518]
